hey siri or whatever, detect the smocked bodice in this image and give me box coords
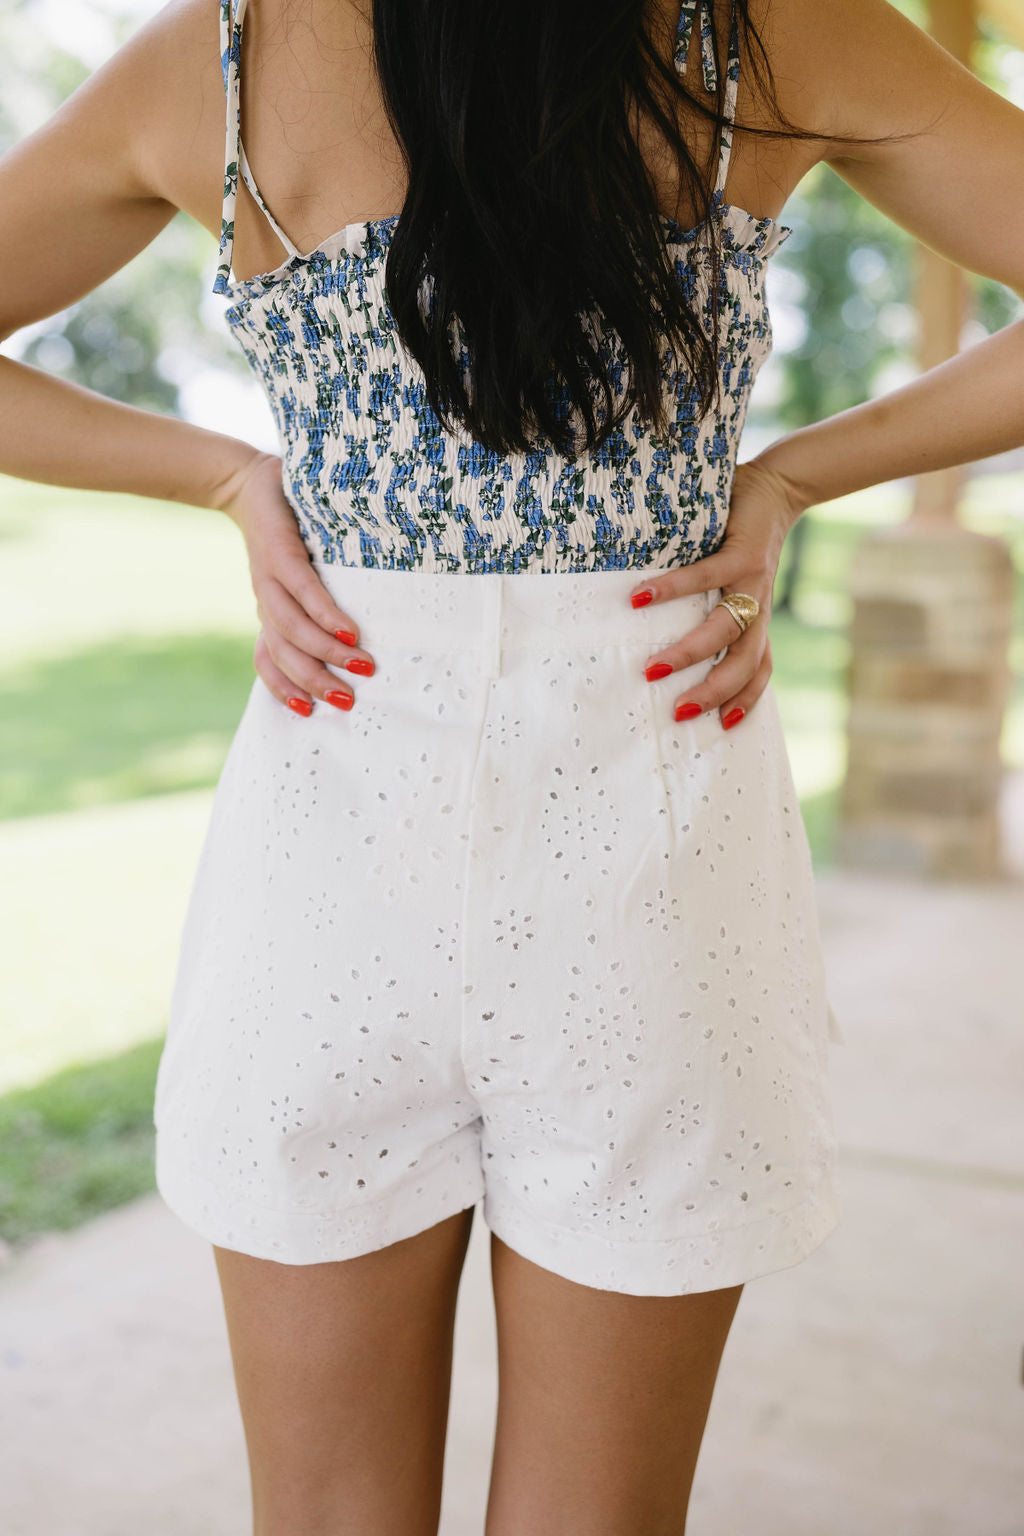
[213,0,792,573]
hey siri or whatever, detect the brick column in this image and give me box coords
[835,0,1017,879]
[837,522,1015,878]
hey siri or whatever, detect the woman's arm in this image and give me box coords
[749,0,1024,520]
[0,0,261,512]
[0,355,265,512]
[634,0,1024,726]
[751,319,1024,526]
[0,0,373,713]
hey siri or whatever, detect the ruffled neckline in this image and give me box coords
[218,195,793,308]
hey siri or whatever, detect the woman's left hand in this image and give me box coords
[629,457,804,729]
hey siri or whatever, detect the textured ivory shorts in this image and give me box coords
[153,562,843,1295]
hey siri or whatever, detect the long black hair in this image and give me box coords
[369,0,900,457]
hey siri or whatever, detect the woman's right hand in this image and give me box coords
[218,452,375,716]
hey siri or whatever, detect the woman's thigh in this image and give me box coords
[485,1233,743,1536]
[212,1203,477,1536]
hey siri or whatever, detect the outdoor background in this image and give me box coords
[2,3,1024,1533]
[1,0,1022,1257]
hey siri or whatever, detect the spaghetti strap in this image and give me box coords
[214,0,301,295]
[674,0,741,201]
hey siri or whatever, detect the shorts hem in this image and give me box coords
[155,1131,485,1265]
[481,1167,843,1297]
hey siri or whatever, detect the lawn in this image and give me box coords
[1,469,1022,1249]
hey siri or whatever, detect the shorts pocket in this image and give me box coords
[643,668,775,859]
[643,645,739,758]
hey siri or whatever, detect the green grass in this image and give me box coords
[1,471,1022,1251]
[0,789,215,1096]
[0,475,256,665]
[0,631,254,819]
[0,1039,164,1246]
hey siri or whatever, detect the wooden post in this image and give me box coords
[910,0,974,522]
[983,0,1024,51]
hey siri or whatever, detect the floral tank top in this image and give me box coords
[213,0,792,574]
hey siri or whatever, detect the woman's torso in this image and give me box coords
[151,0,834,573]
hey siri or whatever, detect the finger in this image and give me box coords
[260,626,359,711]
[643,604,758,679]
[253,633,315,715]
[248,525,367,652]
[668,633,768,725]
[284,556,367,651]
[715,644,775,728]
[258,576,375,677]
[628,545,747,607]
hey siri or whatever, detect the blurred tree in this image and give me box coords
[16,212,250,413]
[770,164,915,612]
[775,167,916,427]
[0,0,251,418]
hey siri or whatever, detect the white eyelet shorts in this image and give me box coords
[153,562,843,1296]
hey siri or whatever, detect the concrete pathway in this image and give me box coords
[2,775,1023,1536]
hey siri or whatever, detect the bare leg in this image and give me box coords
[212,1203,476,1536]
[485,1233,742,1536]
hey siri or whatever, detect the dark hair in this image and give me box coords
[369,0,901,457]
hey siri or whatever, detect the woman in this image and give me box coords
[2,0,1022,1529]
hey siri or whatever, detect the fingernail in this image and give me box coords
[287,696,313,717]
[645,661,673,681]
[675,701,702,721]
[325,689,355,711]
[335,628,357,646]
[722,707,745,730]
[345,657,374,676]
[631,589,654,609]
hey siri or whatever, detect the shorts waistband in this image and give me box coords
[309,561,723,668]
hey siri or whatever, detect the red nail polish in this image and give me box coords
[345,657,374,676]
[645,661,673,681]
[675,701,702,721]
[722,707,745,730]
[287,696,313,717]
[335,628,357,646]
[631,589,654,609]
[325,689,354,711]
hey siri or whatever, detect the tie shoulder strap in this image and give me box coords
[214,0,243,294]
[674,0,741,200]
[213,0,301,294]
[675,0,721,94]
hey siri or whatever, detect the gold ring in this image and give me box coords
[715,591,760,634]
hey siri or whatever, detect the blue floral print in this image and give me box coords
[213,0,792,574]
